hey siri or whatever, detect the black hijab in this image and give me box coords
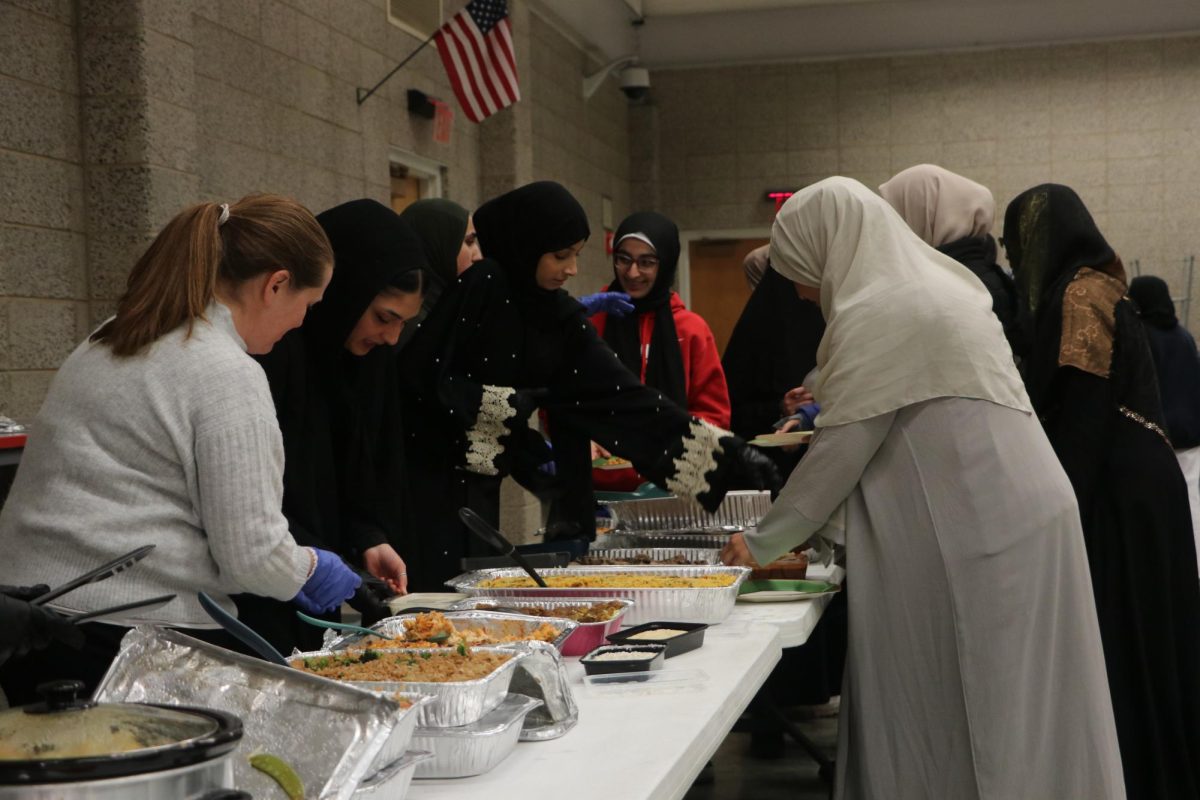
[602,211,687,407]
[472,181,590,325]
[1003,184,1116,408]
[1129,276,1178,330]
[399,198,469,289]
[258,199,428,552]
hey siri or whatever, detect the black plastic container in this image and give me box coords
[580,644,667,676]
[606,621,709,658]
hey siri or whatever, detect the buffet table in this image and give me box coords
[409,619,783,800]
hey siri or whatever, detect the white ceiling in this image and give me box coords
[537,0,1200,70]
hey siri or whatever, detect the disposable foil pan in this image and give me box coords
[290,646,528,728]
[579,547,722,565]
[95,626,399,800]
[413,694,543,779]
[354,750,433,798]
[494,640,579,740]
[448,597,634,656]
[326,610,577,653]
[604,489,771,530]
[599,530,734,550]
[447,566,752,627]
[343,691,434,773]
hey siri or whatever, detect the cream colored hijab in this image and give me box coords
[879,164,995,247]
[769,177,1031,427]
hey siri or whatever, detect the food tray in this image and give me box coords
[413,694,542,779]
[96,627,399,800]
[580,643,666,675]
[326,611,578,652]
[606,621,709,658]
[344,691,434,773]
[291,646,527,728]
[494,640,578,741]
[447,566,751,627]
[603,489,771,530]
[354,750,433,798]
[448,597,634,657]
[599,530,734,550]
[579,547,722,566]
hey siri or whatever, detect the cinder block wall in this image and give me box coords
[640,37,1200,325]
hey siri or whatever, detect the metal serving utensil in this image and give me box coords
[458,507,549,588]
[33,544,156,606]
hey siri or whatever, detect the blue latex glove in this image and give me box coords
[292,549,362,615]
[579,292,634,317]
[538,441,556,477]
[794,402,821,430]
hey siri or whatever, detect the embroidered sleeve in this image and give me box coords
[464,385,518,476]
[664,418,728,500]
[1059,267,1123,378]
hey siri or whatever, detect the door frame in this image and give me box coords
[389,147,445,198]
[677,227,771,307]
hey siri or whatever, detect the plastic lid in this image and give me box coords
[0,681,219,761]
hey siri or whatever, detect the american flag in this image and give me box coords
[435,0,519,123]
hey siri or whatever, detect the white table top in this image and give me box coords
[727,563,845,649]
[407,621,783,800]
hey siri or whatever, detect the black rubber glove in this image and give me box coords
[0,592,85,666]
[346,575,394,628]
[731,441,782,493]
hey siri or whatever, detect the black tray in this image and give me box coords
[580,644,666,676]
[606,621,708,658]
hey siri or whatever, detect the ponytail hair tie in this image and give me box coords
[217,203,230,226]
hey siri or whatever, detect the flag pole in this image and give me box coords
[356,32,439,106]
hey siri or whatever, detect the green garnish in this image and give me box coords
[420,651,432,660]
[358,649,380,663]
[456,642,468,656]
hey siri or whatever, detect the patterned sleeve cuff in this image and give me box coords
[664,418,729,500]
[464,385,518,476]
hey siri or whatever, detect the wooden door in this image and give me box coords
[687,237,768,355]
[390,172,423,214]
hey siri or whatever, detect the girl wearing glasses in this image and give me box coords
[587,212,731,492]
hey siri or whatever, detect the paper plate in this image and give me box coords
[593,456,634,470]
[749,431,812,448]
[736,579,839,603]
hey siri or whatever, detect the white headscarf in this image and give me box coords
[879,164,995,247]
[769,177,1031,427]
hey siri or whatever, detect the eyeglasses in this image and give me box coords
[614,252,660,271]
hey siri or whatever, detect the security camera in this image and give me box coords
[619,66,650,101]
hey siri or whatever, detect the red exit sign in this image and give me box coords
[766,190,794,211]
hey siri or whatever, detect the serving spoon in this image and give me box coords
[458,507,549,588]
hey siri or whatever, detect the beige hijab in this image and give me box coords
[879,164,995,247]
[769,177,1031,427]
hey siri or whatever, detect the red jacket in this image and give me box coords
[590,292,731,490]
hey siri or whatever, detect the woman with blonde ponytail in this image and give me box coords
[0,194,364,703]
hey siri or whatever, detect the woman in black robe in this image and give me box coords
[236,199,427,653]
[396,198,481,351]
[396,181,778,590]
[1004,184,1200,800]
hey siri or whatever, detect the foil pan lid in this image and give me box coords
[95,626,401,800]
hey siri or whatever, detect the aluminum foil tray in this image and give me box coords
[413,694,543,779]
[494,640,579,740]
[599,530,734,550]
[604,489,771,530]
[354,750,433,798]
[448,597,634,656]
[290,646,527,728]
[343,691,434,773]
[326,610,577,653]
[447,566,752,627]
[96,627,400,800]
[579,547,722,565]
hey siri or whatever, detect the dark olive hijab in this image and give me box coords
[472,181,591,324]
[602,211,687,407]
[1129,276,1178,330]
[1003,184,1117,408]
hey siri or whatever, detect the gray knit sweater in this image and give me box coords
[0,303,311,627]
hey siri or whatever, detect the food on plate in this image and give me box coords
[291,647,512,682]
[627,628,687,641]
[477,573,737,589]
[476,600,626,623]
[750,551,809,580]
[592,455,632,469]
[577,553,706,565]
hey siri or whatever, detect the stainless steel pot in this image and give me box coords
[0,681,245,800]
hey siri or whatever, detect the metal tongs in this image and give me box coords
[31,544,175,624]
